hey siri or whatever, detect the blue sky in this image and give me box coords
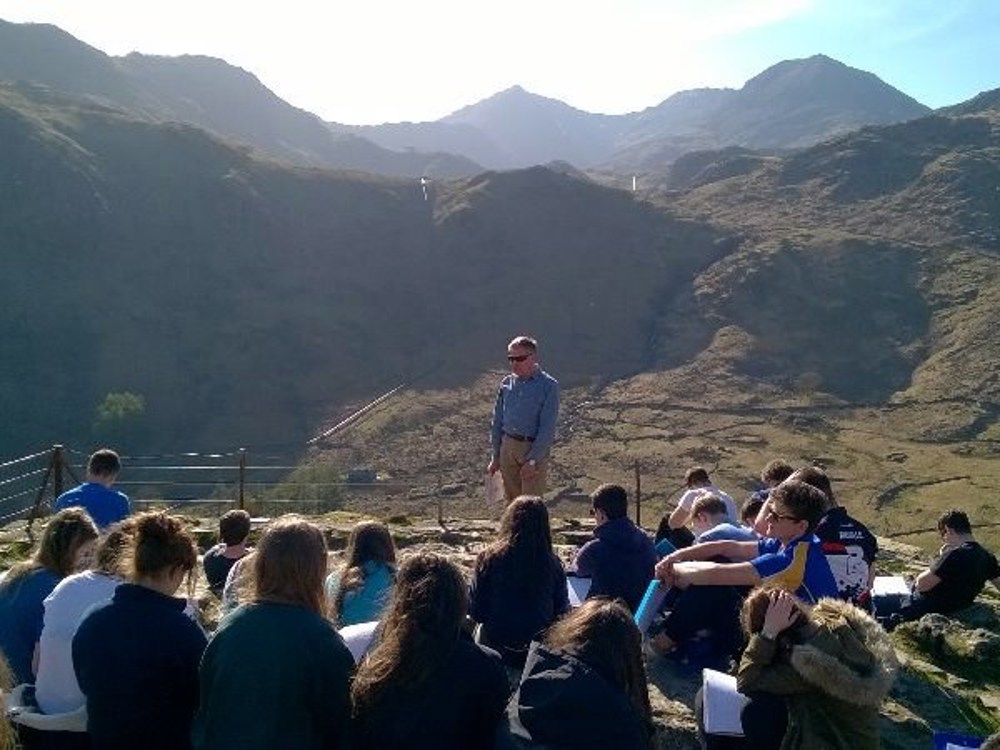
[0,0,996,123]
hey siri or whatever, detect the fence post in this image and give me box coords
[634,459,641,527]
[238,448,246,510]
[53,444,65,498]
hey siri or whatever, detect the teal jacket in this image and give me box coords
[326,561,394,626]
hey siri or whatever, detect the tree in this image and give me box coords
[93,391,147,450]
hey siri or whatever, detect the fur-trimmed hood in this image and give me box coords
[788,597,899,707]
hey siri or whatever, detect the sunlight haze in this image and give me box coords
[0,0,997,124]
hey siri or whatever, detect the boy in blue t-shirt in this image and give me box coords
[54,448,131,530]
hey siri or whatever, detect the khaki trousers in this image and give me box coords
[499,435,548,501]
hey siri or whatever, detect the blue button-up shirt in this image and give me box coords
[491,368,559,462]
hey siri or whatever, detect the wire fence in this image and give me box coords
[0,445,415,529]
[0,449,61,526]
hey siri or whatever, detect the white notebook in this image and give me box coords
[702,668,748,736]
[872,575,910,597]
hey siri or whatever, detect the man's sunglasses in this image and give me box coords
[508,354,531,362]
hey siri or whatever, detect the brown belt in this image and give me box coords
[503,431,535,443]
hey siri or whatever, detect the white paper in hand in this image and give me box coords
[485,471,505,505]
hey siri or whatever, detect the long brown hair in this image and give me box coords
[253,516,328,615]
[2,508,98,588]
[545,598,653,741]
[333,521,396,622]
[351,553,467,714]
[474,496,557,597]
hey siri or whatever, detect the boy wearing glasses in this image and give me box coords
[656,480,838,602]
[650,481,837,660]
[487,336,559,501]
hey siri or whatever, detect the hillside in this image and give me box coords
[1,28,999,740]
[0,19,478,178]
[1,42,998,562]
[305,93,1000,560]
[0,81,729,458]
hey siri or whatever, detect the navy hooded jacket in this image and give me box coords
[573,517,657,612]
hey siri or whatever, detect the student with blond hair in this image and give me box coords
[194,516,354,750]
[0,508,98,685]
[36,521,134,715]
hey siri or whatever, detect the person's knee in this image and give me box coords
[741,693,787,749]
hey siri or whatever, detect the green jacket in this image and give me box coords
[192,602,355,750]
[737,597,899,750]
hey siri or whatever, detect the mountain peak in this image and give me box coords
[448,84,565,116]
[736,54,930,123]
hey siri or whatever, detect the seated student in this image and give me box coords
[735,587,898,750]
[887,509,1000,626]
[219,552,253,616]
[326,520,397,627]
[0,508,98,685]
[350,553,509,750]
[670,467,739,528]
[745,459,795,509]
[36,522,133,716]
[73,512,207,750]
[573,484,657,613]
[469,496,569,669]
[784,466,878,609]
[202,510,252,598]
[691,494,759,544]
[497,599,655,750]
[741,496,765,531]
[647,495,758,664]
[53,449,131,530]
[656,480,838,603]
[193,517,355,750]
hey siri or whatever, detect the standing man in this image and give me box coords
[53,448,131,530]
[488,335,559,501]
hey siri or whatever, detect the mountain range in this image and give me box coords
[0,17,998,463]
[1,19,934,177]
